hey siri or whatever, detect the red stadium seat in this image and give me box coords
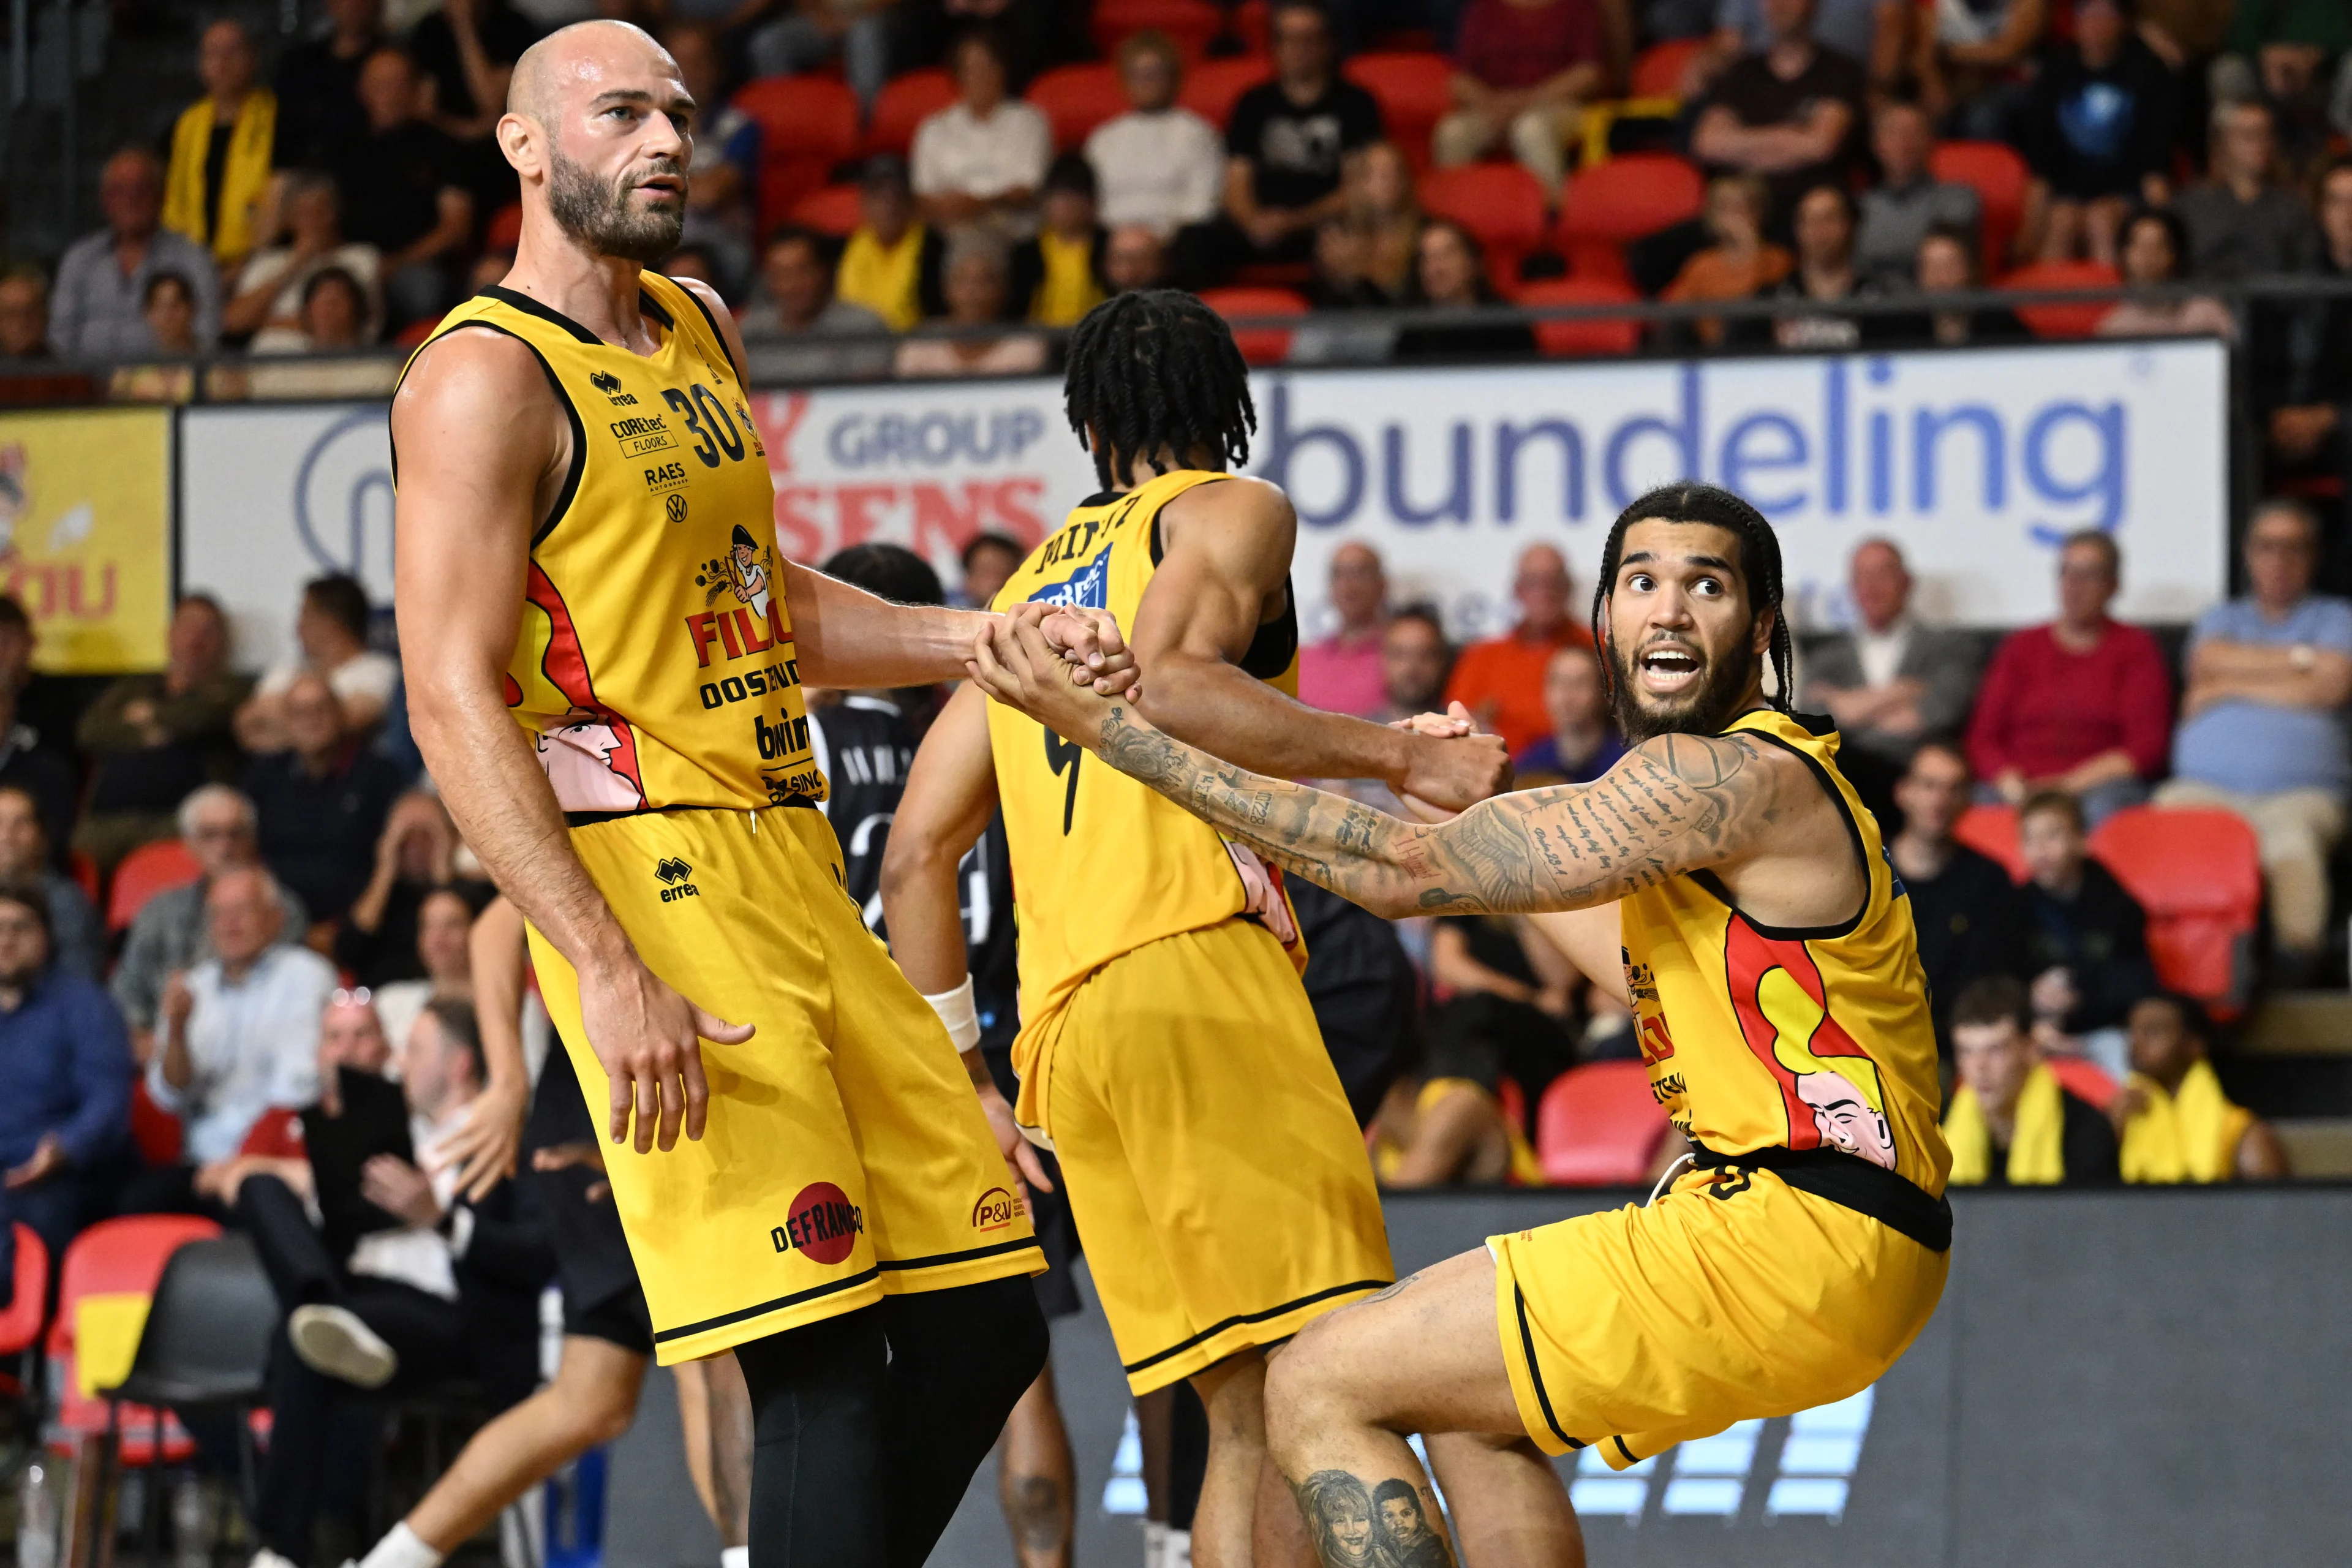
[1536,1062,1670,1186]
[1518,277,1642,356]
[1180,56,1272,129]
[734,75,862,234]
[1342,52,1453,170]
[1196,286,1306,365]
[1091,0,1224,61]
[106,837,202,934]
[1028,62,1131,151]
[2044,1054,2119,1112]
[1928,140,2028,276]
[1232,0,1270,55]
[1630,37,1705,99]
[47,1216,221,1468]
[2001,259,2119,340]
[0,1225,48,1359]
[1952,804,2025,883]
[867,69,957,159]
[485,201,523,254]
[1419,163,1548,295]
[785,183,863,236]
[2089,806,2262,1017]
[1558,153,1706,283]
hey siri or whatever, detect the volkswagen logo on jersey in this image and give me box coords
[1029,549,1110,611]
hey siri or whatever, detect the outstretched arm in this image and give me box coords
[969,618,1777,920]
[781,560,1132,695]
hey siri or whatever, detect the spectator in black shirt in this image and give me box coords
[1888,740,2029,1053]
[2171,98,2317,282]
[1766,182,1898,348]
[273,0,388,173]
[1689,0,1866,221]
[1392,218,1536,361]
[2018,788,2156,1082]
[2266,157,2352,582]
[2015,0,2177,267]
[1896,222,2030,346]
[337,793,492,990]
[74,594,250,873]
[1175,0,1384,287]
[243,674,405,928]
[331,48,475,329]
[1943,974,2120,1186]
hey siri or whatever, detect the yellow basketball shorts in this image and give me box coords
[1491,1167,1947,1468]
[527,803,1042,1365]
[1023,918,1394,1394]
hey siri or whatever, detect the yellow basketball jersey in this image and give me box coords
[1621,709,1951,1197]
[986,469,1303,1033]
[398,274,824,816]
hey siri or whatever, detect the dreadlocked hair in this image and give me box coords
[1063,290,1256,491]
[1589,481,1795,712]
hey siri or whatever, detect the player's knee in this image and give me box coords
[1000,1471,1070,1552]
[1264,1327,1355,1456]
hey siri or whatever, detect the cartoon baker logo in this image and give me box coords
[534,708,646,812]
[696,525,771,619]
[1726,922,1896,1169]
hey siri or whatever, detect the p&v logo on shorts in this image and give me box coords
[971,1186,1022,1232]
[654,857,700,903]
[774,1182,864,1265]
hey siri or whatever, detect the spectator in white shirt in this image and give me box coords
[911,28,1051,238]
[222,172,382,349]
[236,573,399,751]
[147,867,333,1177]
[1085,31,1224,236]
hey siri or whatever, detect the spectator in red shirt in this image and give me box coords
[1966,529,2173,827]
[1444,542,1593,755]
[1300,541,1390,717]
[1433,0,1612,205]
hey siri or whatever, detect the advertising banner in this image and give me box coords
[173,340,2228,666]
[0,407,173,673]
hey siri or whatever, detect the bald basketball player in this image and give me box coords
[393,23,1136,1566]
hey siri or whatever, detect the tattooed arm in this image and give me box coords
[968,617,1787,921]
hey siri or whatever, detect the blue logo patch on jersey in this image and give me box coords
[1881,842,1907,899]
[1028,549,1110,611]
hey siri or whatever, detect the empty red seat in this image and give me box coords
[2089,806,2262,1016]
[1419,163,1548,294]
[785,183,863,236]
[1518,277,1642,357]
[866,68,957,159]
[734,75,861,234]
[2044,1054,2119,1112]
[1232,0,1270,55]
[2001,259,2119,340]
[0,1225,48,1359]
[1536,1062,1670,1186]
[106,837,202,934]
[1343,52,1453,170]
[1180,56,1272,128]
[1196,285,1306,364]
[1091,0,1224,61]
[1630,37,1705,99]
[1558,153,1705,283]
[1951,804,2025,882]
[1929,140,2028,277]
[1028,62,1131,151]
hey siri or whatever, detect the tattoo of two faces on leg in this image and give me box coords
[1293,1467,1456,1568]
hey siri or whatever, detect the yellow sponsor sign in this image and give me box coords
[0,407,172,673]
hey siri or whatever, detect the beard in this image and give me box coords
[1608,631,1760,744]
[547,146,684,263]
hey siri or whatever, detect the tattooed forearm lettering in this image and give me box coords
[1082,704,1779,919]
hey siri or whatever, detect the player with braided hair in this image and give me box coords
[881,289,1513,1568]
[969,481,1954,1568]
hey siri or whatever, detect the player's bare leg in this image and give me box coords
[1186,1349,1272,1568]
[1265,1250,1580,1568]
[676,1357,718,1526]
[997,1363,1075,1567]
[1424,1432,1583,1567]
[703,1352,754,1553]
[1250,1436,1316,1567]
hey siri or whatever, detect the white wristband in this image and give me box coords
[921,977,982,1053]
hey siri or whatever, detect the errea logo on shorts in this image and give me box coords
[654,858,699,903]
[774,1182,864,1264]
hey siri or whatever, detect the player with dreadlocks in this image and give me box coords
[967,480,1956,1568]
[880,288,1511,1568]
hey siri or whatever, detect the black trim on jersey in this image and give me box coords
[669,278,745,384]
[1146,475,1232,567]
[564,797,820,829]
[480,285,604,346]
[1688,1140,1954,1253]
[1077,489,1118,508]
[1121,1278,1390,1375]
[443,320,587,549]
[1512,1283,1580,1450]
[638,287,675,329]
[650,1265,880,1343]
[873,1237,1043,1273]
[1240,582,1300,679]
[1687,723,1871,941]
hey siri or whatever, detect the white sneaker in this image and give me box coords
[249,1550,301,1568]
[1164,1528,1191,1567]
[1142,1520,1166,1568]
[287,1305,398,1389]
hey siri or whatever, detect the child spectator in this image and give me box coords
[2118,993,2286,1181]
[1085,32,1223,238]
[892,230,1049,378]
[1009,154,1108,326]
[1942,974,2120,1186]
[1433,0,1611,205]
[2095,206,2237,340]
[2015,0,2177,266]
[836,156,947,331]
[107,274,202,403]
[1855,97,1981,288]
[1662,175,1789,346]
[912,28,1052,236]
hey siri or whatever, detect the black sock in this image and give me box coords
[877,1275,1051,1567]
[733,1306,891,1568]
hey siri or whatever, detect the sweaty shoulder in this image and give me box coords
[391,325,567,496]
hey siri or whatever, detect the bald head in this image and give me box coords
[508,20,681,127]
[1513,544,1573,635]
[1847,537,1911,633]
[500,21,692,265]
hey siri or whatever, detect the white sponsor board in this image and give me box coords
[176,341,2226,665]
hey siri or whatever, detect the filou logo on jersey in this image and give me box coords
[654,857,699,903]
